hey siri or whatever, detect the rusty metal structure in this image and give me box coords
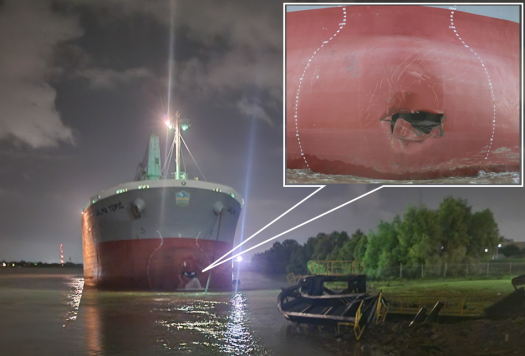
[277,275,388,340]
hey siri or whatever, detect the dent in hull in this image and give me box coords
[286,6,520,180]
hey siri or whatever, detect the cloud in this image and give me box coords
[60,0,284,126]
[64,0,172,25]
[0,0,285,137]
[0,146,72,160]
[0,0,81,148]
[172,2,283,125]
[76,67,154,90]
[63,0,282,50]
[236,97,273,126]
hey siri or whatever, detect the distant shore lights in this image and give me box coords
[60,244,64,266]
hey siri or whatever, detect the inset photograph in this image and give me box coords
[285,5,521,185]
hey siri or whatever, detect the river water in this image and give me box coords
[0,268,354,355]
[286,169,521,185]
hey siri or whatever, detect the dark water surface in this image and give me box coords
[0,269,354,355]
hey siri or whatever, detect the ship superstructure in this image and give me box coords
[82,113,243,290]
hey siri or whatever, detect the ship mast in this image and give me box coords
[175,111,181,180]
[163,111,189,180]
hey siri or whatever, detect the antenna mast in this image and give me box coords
[175,111,181,180]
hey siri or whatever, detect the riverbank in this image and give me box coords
[351,317,525,356]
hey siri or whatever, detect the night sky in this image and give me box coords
[0,1,523,264]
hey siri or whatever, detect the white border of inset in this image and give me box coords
[282,3,523,188]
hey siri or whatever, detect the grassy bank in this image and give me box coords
[366,278,517,316]
[369,278,514,298]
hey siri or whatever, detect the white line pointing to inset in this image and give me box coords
[207,186,325,269]
[202,186,383,272]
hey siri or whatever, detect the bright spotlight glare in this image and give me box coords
[235,256,243,263]
[181,124,189,131]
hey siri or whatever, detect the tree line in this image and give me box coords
[249,197,522,277]
[0,261,82,268]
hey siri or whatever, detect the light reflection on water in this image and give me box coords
[155,293,269,355]
[287,169,520,185]
[221,294,267,355]
[0,270,355,355]
[64,277,84,323]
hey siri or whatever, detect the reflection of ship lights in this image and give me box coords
[60,244,64,266]
[221,293,253,354]
[64,277,84,324]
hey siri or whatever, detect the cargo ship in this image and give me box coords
[82,113,243,290]
[286,5,520,180]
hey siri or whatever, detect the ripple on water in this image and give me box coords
[64,277,84,324]
[286,169,520,185]
[155,293,270,355]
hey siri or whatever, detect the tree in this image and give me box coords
[437,197,471,264]
[468,209,501,260]
[354,233,368,261]
[303,237,317,262]
[397,205,440,266]
[312,232,335,260]
[326,231,349,260]
[364,216,403,278]
[251,196,507,279]
[334,229,366,261]
[287,246,309,275]
[500,244,521,258]
[282,239,300,250]
[251,239,303,274]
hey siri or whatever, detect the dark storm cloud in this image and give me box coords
[0,0,80,148]
[0,0,284,151]
[75,67,154,90]
[60,0,283,125]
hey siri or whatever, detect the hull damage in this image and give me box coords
[286,6,520,180]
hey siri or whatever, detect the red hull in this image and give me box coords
[286,6,520,180]
[86,238,232,291]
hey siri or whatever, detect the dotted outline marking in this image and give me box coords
[449,8,496,160]
[295,7,347,168]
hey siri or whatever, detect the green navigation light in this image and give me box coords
[181,124,189,131]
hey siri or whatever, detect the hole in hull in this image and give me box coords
[391,111,443,134]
